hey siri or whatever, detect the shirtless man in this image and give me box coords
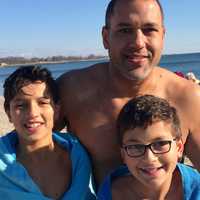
[56,0,200,186]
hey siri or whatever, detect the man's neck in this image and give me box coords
[108,64,158,97]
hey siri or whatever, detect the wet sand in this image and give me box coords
[0,96,14,135]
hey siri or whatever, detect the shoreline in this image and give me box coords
[1,52,200,68]
[0,57,108,68]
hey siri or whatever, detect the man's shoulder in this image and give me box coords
[57,62,108,86]
[156,67,200,97]
[57,62,109,104]
[152,67,200,113]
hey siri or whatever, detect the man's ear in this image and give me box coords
[162,26,165,39]
[102,26,110,50]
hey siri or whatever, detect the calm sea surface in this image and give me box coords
[0,52,200,95]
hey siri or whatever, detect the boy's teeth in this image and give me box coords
[27,123,40,128]
[141,166,162,173]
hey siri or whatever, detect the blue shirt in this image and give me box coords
[97,163,200,200]
[0,131,95,200]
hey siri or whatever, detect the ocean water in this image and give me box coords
[0,52,200,95]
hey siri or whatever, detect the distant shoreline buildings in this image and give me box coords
[1,52,200,67]
[0,54,108,67]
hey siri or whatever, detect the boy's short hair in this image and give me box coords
[117,95,182,145]
[3,65,59,112]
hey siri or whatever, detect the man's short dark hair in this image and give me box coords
[117,95,182,145]
[3,65,59,112]
[105,0,164,28]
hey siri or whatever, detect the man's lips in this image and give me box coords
[125,54,149,63]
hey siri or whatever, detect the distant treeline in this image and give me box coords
[0,54,108,65]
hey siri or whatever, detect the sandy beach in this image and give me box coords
[0,96,14,135]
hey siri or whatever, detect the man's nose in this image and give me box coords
[129,29,146,49]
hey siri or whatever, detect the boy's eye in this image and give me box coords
[16,104,23,108]
[152,141,170,150]
[127,144,144,151]
[39,99,51,105]
[15,102,25,109]
[155,141,169,146]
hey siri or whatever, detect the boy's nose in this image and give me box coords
[143,147,157,161]
[27,103,40,118]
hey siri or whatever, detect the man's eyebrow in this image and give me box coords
[115,22,161,29]
[116,22,132,27]
[143,22,161,28]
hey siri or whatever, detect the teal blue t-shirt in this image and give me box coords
[0,131,95,200]
[97,163,200,200]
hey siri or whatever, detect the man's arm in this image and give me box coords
[53,75,69,132]
[184,84,200,171]
[54,70,79,132]
[53,110,68,132]
[185,130,200,171]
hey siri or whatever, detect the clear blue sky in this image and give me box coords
[0,0,200,58]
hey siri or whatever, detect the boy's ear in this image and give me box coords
[120,147,126,164]
[176,138,184,159]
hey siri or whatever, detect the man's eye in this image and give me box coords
[118,28,132,34]
[143,27,158,34]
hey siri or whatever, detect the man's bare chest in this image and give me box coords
[68,97,130,129]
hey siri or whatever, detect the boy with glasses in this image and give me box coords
[98,95,200,199]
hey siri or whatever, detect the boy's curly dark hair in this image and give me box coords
[3,65,59,111]
[117,95,182,145]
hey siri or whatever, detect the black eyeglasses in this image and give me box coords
[122,138,177,158]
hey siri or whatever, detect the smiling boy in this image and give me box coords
[98,95,200,200]
[0,65,94,199]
